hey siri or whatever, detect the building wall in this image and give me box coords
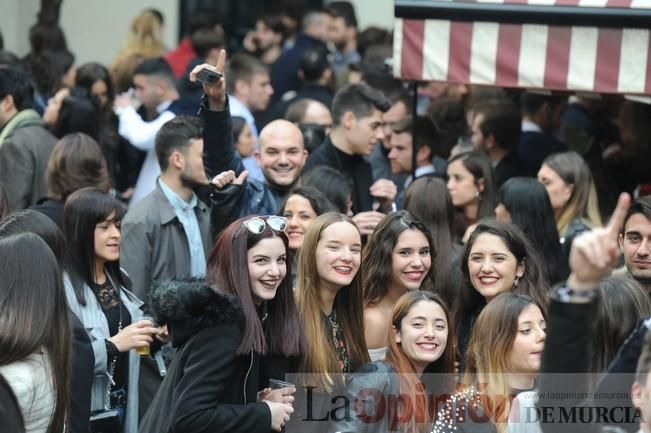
[1,0,393,65]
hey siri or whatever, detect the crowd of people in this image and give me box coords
[1,2,651,433]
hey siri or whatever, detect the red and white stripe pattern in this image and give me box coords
[394,0,651,94]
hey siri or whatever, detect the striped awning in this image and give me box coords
[393,0,651,95]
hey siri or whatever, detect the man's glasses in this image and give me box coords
[241,216,288,235]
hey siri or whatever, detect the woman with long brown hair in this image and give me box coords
[362,210,435,361]
[403,176,463,301]
[296,213,369,385]
[0,232,71,433]
[433,293,546,433]
[330,291,455,433]
[140,215,301,433]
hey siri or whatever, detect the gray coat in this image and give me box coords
[0,109,57,211]
[120,183,212,300]
[63,272,144,433]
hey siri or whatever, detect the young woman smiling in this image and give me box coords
[141,215,303,433]
[293,213,369,432]
[329,291,456,433]
[296,212,370,384]
[362,211,435,361]
[278,187,337,285]
[433,293,546,433]
[454,220,548,365]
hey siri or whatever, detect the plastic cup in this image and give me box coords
[135,316,153,356]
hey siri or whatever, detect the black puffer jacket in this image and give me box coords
[139,279,272,433]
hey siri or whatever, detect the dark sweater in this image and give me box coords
[303,137,374,213]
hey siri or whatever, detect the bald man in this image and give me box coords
[194,58,308,232]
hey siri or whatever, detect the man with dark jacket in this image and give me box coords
[518,92,568,177]
[190,53,307,234]
[303,83,396,235]
[535,193,634,433]
[471,100,527,186]
[0,67,57,211]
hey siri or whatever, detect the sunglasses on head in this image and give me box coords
[241,216,288,235]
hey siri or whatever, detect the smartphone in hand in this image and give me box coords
[196,68,223,85]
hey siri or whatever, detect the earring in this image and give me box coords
[512,276,520,289]
[475,191,481,201]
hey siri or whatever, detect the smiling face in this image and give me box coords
[468,233,525,301]
[508,304,546,374]
[94,211,121,265]
[283,194,318,251]
[394,300,448,374]
[247,236,287,305]
[256,121,307,187]
[315,221,362,292]
[447,159,482,209]
[390,229,432,292]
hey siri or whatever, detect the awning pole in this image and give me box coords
[411,81,418,182]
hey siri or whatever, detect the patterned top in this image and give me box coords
[431,386,497,433]
[325,309,349,373]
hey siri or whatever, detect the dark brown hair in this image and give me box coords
[362,210,435,305]
[46,133,111,200]
[207,216,306,356]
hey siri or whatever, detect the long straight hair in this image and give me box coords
[463,293,546,432]
[385,291,456,433]
[0,233,71,433]
[456,219,549,317]
[207,216,306,356]
[362,210,436,305]
[448,151,497,220]
[62,187,127,305]
[543,151,602,235]
[497,177,569,284]
[296,212,369,391]
[403,177,458,295]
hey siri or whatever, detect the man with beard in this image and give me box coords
[325,1,360,74]
[618,196,651,293]
[191,52,308,234]
[120,115,212,299]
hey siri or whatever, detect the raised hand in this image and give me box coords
[190,49,227,110]
[210,170,248,189]
[567,193,631,290]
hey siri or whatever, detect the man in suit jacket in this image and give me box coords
[471,99,527,186]
[518,92,568,177]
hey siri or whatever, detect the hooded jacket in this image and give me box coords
[0,109,57,210]
[139,280,272,433]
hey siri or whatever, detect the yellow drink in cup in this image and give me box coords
[136,316,153,356]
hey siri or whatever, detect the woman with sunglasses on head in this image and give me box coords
[62,188,159,433]
[293,212,370,432]
[329,291,455,433]
[143,215,303,433]
[362,211,435,361]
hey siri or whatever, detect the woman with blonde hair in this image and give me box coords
[433,293,546,433]
[111,10,166,92]
[293,212,369,432]
[537,151,602,259]
[296,212,369,385]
